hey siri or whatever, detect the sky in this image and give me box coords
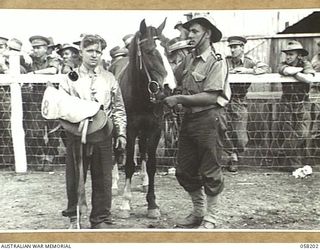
[0,8,317,60]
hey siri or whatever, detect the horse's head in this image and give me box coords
[130,18,175,103]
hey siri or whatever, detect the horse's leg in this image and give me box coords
[146,128,162,219]
[119,130,137,218]
[138,135,148,192]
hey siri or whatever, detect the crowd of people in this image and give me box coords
[0,12,319,230]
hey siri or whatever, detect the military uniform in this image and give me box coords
[224,36,270,170]
[26,36,60,170]
[274,41,315,167]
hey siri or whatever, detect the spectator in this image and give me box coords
[167,38,193,71]
[108,46,129,80]
[274,40,315,168]
[57,43,81,74]
[28,35,60,74]
[164,13,230,229]
[28,35,60,171]
[0,37,8,55]
[122,34,134,49]
[308,40,320,160]
[225,36,270,172]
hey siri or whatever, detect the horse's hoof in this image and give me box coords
[142,185,148,193]
[118,210,131,219]
[147,208,161,219]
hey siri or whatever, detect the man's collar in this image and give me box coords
[193,46,212,62]
[79,64,102,75]
[231,54,244,64]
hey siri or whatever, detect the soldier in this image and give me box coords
[108,46,129,81]
[174,21,189,40]
[225,36,270,172]
[28,35,60,74]
[275,40,315,168]
[0,37,8,55]
[164,13,230,229]
[122,34,134,49]
[167,38,193,71]
[27,35,61,171]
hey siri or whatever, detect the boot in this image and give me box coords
[176,188,205,228]
[198,195,218,229]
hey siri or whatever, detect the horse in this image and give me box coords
[116,18,175,219]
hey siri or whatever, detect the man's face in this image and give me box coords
[62,49,74,63]
[285,51,299,65]
[32,45,48,58]
[229,44,244,59]
[188,23,208,48]
[81,43,102,69]
[0,44,7,55]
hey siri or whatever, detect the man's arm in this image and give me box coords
[164,91,220,108]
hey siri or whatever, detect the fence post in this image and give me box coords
[9,54,27,173]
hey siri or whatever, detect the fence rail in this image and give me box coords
[1,55,320,172]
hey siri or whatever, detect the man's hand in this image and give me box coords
[163,95,179,108]
[115,136,126,150]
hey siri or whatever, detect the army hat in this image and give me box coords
[227,36,247,46]
[168,40,193,53]
[0,37,8,45]
[182,13,222,43]
[47,37,61,50]
[109,46,128,58]
[122,34,134,48]
[29,35,50,47]
[281,40,308,56]
[174,21,183,29]
[58,43,79,56]
[7,38,22,52]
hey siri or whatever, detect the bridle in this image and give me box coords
[136,35,162,103]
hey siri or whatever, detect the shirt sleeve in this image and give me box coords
[249,57,270,75]
[110,75,127,137]
[302,59,316,75]
[278,61,289,75]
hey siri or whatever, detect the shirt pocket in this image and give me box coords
[186,71,206,94]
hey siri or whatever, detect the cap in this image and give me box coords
[7,38,22,52]
[0,37,8,45]
[57,43,79,56]
[47,37,61,50]
[174,21,183,29]
[122,34,134,47]
[110,46,128,58]
[182,13,222,43]
[29,35,50,47]
[281,40,308,56]
[227,36,247,46]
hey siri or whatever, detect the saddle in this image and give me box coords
[41,84,113,143]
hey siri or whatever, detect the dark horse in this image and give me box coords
[117,19,175,218]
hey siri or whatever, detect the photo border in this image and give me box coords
[0,0,319,243]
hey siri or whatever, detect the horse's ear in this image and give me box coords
[157,17,167,35]
[140,19,147,34]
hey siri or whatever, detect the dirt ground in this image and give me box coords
[0,167,319,231]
